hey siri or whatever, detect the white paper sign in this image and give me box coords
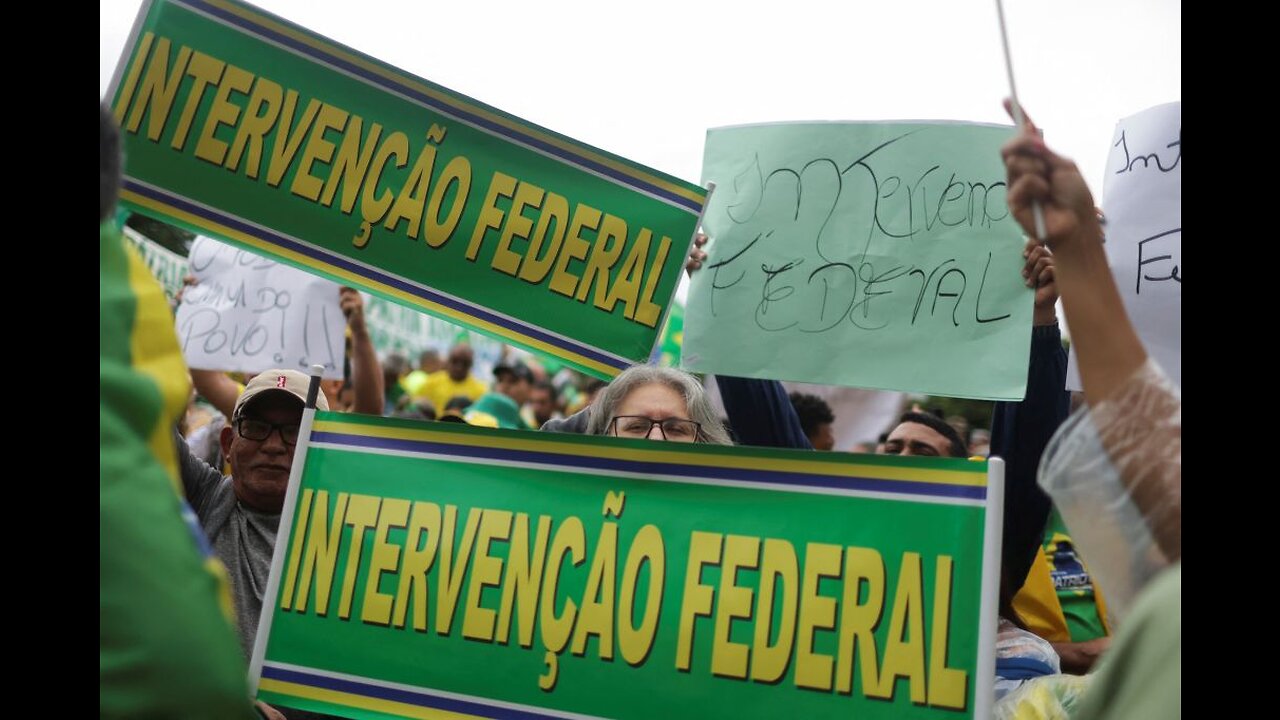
[1068,102,1181,390]
[176,237,345,379]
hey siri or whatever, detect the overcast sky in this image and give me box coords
[101,0,1180,196]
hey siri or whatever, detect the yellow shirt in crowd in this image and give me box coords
[417,370,489,412]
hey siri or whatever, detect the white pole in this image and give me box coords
[974,457,1005,719]
[247,364,326,695]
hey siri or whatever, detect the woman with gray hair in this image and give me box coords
[582,365,733,445]
[537,236,809,447]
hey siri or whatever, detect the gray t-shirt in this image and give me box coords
[177,436,341,719]
[178,439,279,659]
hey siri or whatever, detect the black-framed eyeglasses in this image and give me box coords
[608,415,702,442]
[236,418,302,445]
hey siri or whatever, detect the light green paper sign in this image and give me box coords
[684,122,1032,400]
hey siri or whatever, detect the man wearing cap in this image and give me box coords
[464,362,533,429]
[179,369,329,658]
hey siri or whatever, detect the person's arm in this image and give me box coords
[717,376,813,450]
[1003,101,1178,561]
[174,428,226,514]
[990,240,1068,595]
[1052,636,1112,675]
[342,287,385,416]
[254,702,287,720]
[190,369,241,425]
[1001,103,1147,405]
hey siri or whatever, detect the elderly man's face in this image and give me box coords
[221,393,304,513]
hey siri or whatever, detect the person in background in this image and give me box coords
[418,343,488,412]
[584,365,733,445]
[525,380,562,429]
[1003,101,1179,719]
[465,362,534,429]
[788,392,836,451]
[381,352,410,415]
[418,348,443,375]
[880,411,968,457]
[393,398,437,422]
[400,348,442,400]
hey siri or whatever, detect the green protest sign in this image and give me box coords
[251,411,1003,718]
[105,0,707,378]
[683,122,1031,400]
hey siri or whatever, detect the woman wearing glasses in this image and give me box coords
[583,365,734,445]
[538,233,813,449]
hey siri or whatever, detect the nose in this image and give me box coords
[645,424,665,441]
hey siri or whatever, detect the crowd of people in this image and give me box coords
[102,94,1179,720]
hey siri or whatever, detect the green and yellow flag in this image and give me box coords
[100,221,255,719]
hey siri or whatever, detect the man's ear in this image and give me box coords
[220,423,235,460]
